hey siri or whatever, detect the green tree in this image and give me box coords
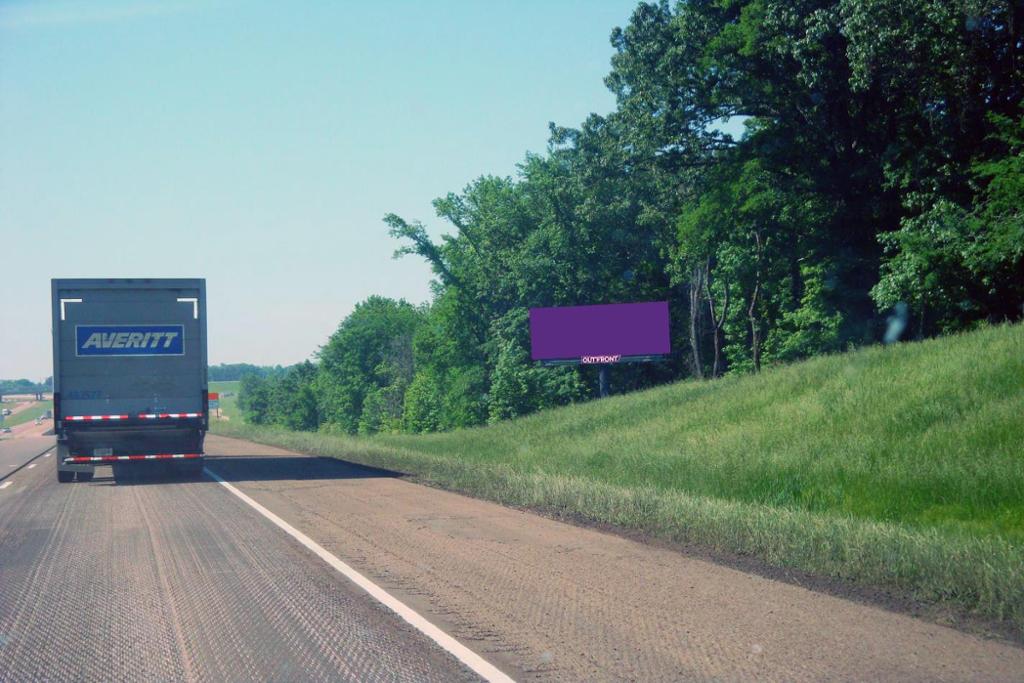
[238,374,273,424]
[873,109,1024,331]
[315,296,424,434]
[274,361,320,431]
[253,0,1023,433]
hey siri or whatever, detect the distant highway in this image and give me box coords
[1,435,1022,682]
[0,400,53,441]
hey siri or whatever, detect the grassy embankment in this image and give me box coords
[213,324,1024,630]
[0,400,54,428]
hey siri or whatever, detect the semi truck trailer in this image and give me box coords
[51,279,209,482]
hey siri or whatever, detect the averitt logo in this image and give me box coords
[75,325,185,357]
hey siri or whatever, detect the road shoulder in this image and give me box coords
[205,434,1024,683]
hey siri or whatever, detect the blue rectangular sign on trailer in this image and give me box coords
[75,324,185,357]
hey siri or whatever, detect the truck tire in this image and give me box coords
[57,470,75,483]
[76,471,94,482]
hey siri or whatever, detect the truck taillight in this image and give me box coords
[202,389,209,429]
[53,392,61,423]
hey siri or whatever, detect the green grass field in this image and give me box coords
[214,323,1024,629]
[209,381,240,421]
[0,400,54,428]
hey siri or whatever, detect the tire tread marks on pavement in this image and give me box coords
[0,462,479,683]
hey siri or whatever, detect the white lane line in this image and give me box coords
[44,452,51,457]
[0,481,12,490]
[205,468,514,683]
[27,463,36,469]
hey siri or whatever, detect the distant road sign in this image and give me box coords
[209,392,220,409]
[529,301,671,364]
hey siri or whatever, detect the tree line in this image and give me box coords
[0,377,52,398]
[208,363,289,382]
[240,0,1023,434]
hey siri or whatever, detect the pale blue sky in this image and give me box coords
[0,0,641,379]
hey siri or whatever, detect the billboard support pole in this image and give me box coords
[529,302,672,400]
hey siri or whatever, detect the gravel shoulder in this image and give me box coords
[205,434,1024,682]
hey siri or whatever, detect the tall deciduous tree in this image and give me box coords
[242,0,1022,433]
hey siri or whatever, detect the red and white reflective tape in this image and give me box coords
[137,412,203,419]
[64,412,202,422]
[63,453,202,463]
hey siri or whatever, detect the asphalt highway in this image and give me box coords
[2,434,1023,682]
[0,438,480,682]
[0,435,53,475]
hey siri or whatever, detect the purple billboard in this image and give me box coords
[529,301,670,363]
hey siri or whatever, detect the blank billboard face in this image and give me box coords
[529,301,670,362]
